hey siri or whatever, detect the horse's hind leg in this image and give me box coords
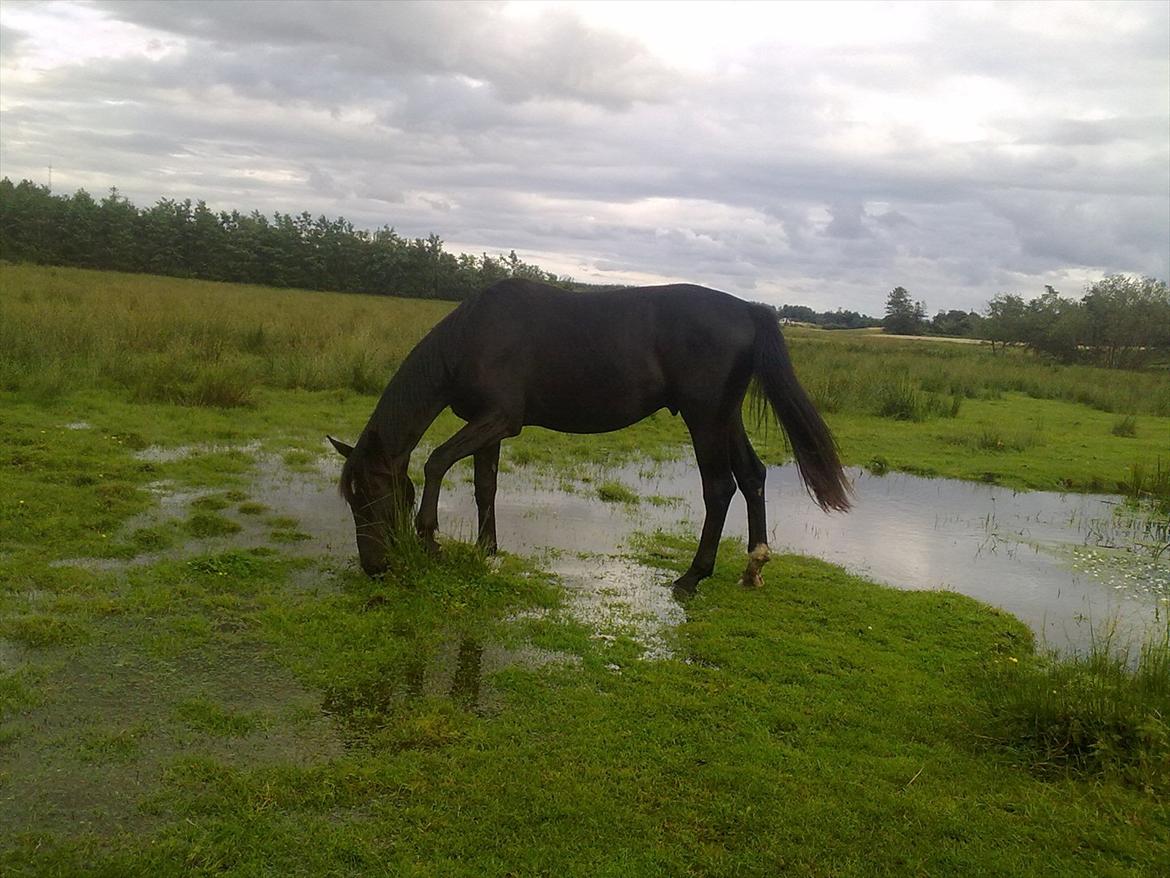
[730,416,770,588]
[473,441,500,554]
[674,414,737,596]
[730,415,767,549]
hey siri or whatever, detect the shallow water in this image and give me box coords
[71,442,1169,655]
[434,460,1167,653]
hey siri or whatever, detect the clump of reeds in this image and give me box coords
[1126,459,1170,515]
[1111,415,1138,438]
[874,378,960,422]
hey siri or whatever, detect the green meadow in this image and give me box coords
[1,264,1167,876]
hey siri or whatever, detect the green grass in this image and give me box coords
[3,262,1167,494]
[983,628,1170,793]
[3,522,1166,875]
[596,480,640,504]
[2,263,1168,874]
[0,262,451,405]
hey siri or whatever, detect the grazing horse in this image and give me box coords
[329,279,850,593]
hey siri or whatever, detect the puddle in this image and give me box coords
[64,440,1170,655]
[432,460,1168,654]
[132,440,263,464]
[0,637,343,836]
[322,634,578,746]
[537,555,685,660]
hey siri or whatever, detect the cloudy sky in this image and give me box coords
[1,1,1167,313]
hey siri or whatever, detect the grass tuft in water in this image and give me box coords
[0,614,86,648]
[1125,459,1170,515]
[175,697,267,738]
[185,511,242,538]
[596,481,640,504]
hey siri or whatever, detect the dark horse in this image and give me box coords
[329,279,850,593]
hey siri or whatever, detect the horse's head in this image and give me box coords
[329,432,415,577]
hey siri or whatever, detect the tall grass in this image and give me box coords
[2,263,1168,421]
[0,263,451,406]
[983,625,1170,793]
[1125,459,1170,515]
[788,329,1170,418]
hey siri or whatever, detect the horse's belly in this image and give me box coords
[524,395,666,434]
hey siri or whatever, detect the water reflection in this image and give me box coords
[436,461,1167,653]
[322,634,577,745]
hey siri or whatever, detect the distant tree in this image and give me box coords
[930,309,983,338]
[776,304,818,323]
[978,277,1168,367]
[1021,286,1086,361]
[883,286,925,335]
[984,293,1027,353]
[1081,275,1170,367]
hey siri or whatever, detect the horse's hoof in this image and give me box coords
[740,544,771,589]
[671,572,700,601]
[740,571,765,589]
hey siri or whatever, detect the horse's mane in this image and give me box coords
[337,294,477,505]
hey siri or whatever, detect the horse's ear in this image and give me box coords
[327,435,354,458]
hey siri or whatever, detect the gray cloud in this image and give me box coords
[0,22,26,59]
[0,0,1166,314]
[100,0,676,108]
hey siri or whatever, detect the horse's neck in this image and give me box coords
[369,340,450,463]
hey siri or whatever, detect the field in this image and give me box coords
[2,264,1168,875]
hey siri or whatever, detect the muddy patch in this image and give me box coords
[0,636,343,837]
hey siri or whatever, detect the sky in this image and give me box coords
[1,1,1167,314]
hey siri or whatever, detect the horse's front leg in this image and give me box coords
[473,442,501,554]
[674,414,736,596]
[416,415,514,553]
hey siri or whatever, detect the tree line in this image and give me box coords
[0,178,568,300]
[882,278,1170,367]
[772,304,881,329]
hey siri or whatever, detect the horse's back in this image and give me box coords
[449,280,761,431]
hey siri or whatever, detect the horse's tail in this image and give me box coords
[748,306,852,512]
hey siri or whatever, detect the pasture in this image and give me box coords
[1,264,1167,875]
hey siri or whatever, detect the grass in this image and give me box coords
[1,263,1169,874]
[1112,415,1139,438]
[0,262,450,405]
[793,326,1170,418]
[983,627,1170,793]
[596,480,640,504]
[4,262,1167,495]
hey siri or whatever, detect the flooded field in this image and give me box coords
[77,442,1168,656]
[452,459,1167,654]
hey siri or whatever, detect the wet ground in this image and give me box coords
[62,442,1170,654]
[453,458,1168,653]
[12,440,1167,834]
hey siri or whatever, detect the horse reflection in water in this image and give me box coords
[329,279,850,596]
